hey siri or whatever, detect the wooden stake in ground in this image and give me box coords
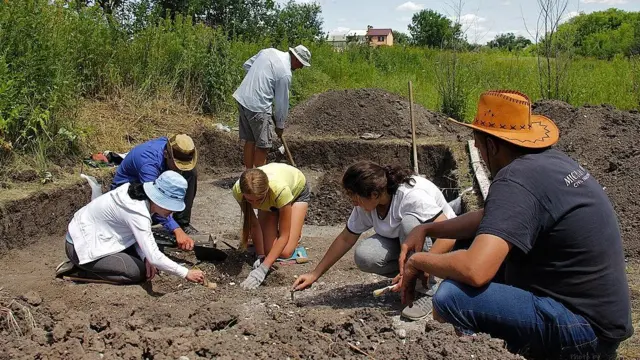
[408,81,419,174]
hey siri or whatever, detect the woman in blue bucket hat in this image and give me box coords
[56,171,205,285]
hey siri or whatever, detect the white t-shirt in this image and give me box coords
[346,176,456,239]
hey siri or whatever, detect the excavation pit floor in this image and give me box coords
[0,170,525,359]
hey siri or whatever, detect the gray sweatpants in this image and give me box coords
[353,215,437,288]
[65,240,146,284]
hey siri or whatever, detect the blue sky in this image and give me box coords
[279,0,640,44]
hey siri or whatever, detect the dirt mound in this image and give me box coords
[287,88,464,139]
[0,292,522,360]
[307,170,353,226]
[533,101,640,257]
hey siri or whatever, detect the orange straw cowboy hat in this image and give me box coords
[448,90,559,148]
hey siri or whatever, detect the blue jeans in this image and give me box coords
[432,280,620,360]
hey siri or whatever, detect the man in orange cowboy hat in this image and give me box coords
[395,90,633,359]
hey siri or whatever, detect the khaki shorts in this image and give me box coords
[238,102,274,149]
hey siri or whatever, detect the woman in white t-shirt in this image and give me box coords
[292,160,456,320]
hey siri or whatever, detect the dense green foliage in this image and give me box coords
[392,31,412,46]
[554,8,640,59]
[487,33,533,52]
[0,0,638,167]
[408,10,463,48]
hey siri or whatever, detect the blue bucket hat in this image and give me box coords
[143,171,187,212]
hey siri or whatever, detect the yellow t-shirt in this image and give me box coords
[232,163,306,211]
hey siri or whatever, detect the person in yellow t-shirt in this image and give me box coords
[232,162,310,289]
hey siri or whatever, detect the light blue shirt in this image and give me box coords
[232,48,292,129]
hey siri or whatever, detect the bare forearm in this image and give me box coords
[264,233,289,267]
[424,209,484,240]
[408,251,474,285]
[430,238,456,254]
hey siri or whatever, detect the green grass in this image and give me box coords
[291,46,639,122]
[0,0,638,171]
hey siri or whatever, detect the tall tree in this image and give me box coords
[392,30,411,45]
[408,9,462,48]
[270,0,324,45]
[152,0,278,39]
[487,33,532,51]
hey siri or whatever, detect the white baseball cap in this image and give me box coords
[289,45,311,67]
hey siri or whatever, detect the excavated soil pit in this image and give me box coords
[282,139,460,226]
[207,137,462,227]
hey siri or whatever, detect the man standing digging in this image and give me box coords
[397,90,633,359]
[233,45,311,169]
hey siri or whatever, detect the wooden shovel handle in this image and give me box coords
[280,136,296,167]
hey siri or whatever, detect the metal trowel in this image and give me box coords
[153,230,228,262]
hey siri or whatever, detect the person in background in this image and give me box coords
[232,162,310,290]
[292,161,456,320]
[233,45,311,169]
[111,134,198,251]
[397,90,633,359]
[56,171,205,285]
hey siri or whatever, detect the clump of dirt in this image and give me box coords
[287,88,465,139]
[533,101,640,257]
[10,169,39,183]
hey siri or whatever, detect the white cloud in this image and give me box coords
[458,14,487,25]
[501,0,511,5]
[397,16,412,22]
[581,0,627,4]
[396,1,424,11]
[452,14,490,43]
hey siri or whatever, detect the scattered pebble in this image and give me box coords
[21,291,42,306]
[396,329,407,339]
[244,336,248,341]
[229,282,235,286]
[179,357,189,360]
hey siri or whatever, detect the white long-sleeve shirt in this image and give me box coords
[232,48,292,129]
[67,183,189,278]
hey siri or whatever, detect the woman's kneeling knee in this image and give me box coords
[353,246,386,274]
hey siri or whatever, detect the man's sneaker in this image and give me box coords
[181,224,200,235]
[401,294,434,321]
[55,260,75,278]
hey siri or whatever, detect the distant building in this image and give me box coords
[327,30,367,49]
[366,28,393,47]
